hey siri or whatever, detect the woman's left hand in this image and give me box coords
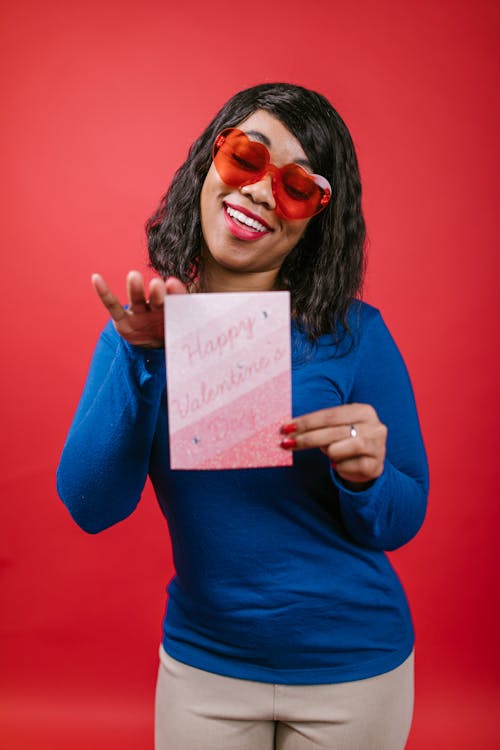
[280,404,387,488]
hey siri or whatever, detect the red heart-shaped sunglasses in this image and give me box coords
[212,128,332,221]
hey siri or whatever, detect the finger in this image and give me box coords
[282,424,361,451]
[148,277,168,309]
[165,276,188,295]
[91,273,126,322]
[285,404,377,435]
[126,270,149,311]
[149,275,189,310]
[322,437,371,464]
[330,455,383,483]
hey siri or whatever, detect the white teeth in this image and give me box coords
[225,205,268,232]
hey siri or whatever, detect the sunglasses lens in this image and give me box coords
[213,129,267,186]
[277,165,331,220]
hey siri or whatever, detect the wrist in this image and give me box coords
[331,464,378,492]
[338,477,376,492]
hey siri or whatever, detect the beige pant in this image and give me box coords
[155,646,414,750]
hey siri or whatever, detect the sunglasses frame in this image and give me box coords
[212,128,332,221]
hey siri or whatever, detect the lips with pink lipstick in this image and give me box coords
[223,201,274,241]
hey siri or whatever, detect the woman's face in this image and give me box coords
[200,110,311,289]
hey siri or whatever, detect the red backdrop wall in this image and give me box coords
[1,1,499,748]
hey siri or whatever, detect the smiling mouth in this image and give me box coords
[224,203,272,234]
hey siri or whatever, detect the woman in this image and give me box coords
[57,83,428,750]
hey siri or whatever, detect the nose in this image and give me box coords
[240,172,276,212]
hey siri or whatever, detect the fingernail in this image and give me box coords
[280,423,297,435]
[280,438,297,449]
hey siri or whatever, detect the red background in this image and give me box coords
[1,1,499,747]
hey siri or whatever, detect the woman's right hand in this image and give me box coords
[91,270,187,348]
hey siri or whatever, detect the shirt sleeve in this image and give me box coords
[56,321,166,533]
[331,310,429,551]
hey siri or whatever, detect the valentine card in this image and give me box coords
[164,291,292,470]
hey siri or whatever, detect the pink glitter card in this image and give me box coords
[164,291,292,470]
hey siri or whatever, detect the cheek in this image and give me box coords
[200,171,216,232]
[200,166,226,221]
[283,219,310,249]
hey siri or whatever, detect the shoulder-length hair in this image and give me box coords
[146,82,366,342]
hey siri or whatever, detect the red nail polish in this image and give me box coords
[280,423,297,435]
[281,437,297,449]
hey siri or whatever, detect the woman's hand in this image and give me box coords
[91,271,187,348]
[280,404,387,488]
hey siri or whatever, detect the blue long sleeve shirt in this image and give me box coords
[57,302,428,684]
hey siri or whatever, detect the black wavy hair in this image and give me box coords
[146,82,366,342]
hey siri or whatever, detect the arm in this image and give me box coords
[281,310,429,550]
[56,323,166,533]
[56,272,186,533]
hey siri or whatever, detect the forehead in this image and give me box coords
[235,109,310,168]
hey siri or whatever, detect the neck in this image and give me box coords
[197,256,282,294]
